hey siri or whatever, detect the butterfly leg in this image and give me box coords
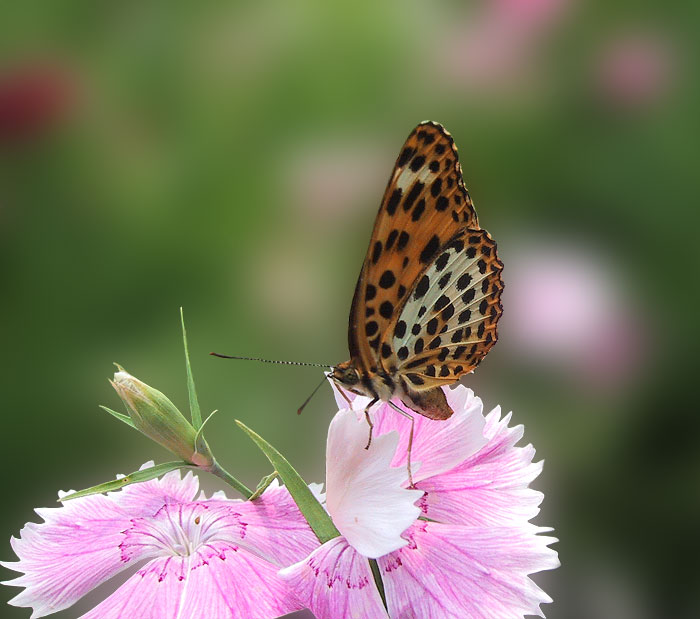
[363,398,378,450]
[337,387,353,408]
[388,401,416,488]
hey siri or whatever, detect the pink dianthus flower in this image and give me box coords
[281,384,559,618]
[3,464,317,618]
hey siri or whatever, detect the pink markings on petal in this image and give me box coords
[421,406,545,526]
[81,544,302,619]
[4,468,317,618]
[371,385,488,484]
[279,537,388,619]
[378,521,559,619]
[206,481,319,567]
[2,494,133,617]
[326,409,422,558]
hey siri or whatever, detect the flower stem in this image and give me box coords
[208,459,253,499]
[369,559,388,611]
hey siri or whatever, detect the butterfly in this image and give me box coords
[329,121,503,453]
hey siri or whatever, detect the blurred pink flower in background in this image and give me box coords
[502,239,646,389]
[284,136,388,228]
[437,0,572,91]
[0,62,74,143]
[3,464,317,618]
[282,384,558,618]
[595,32,675,108]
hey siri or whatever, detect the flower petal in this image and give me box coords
[113,464,200,517]
[330,379,369,412]
[326,409,422,558]
[205,480,319,566]
[80,543,303,619]
[2,494,132,618]
[371,385,488,483]
[279,537,388,619]
[421,406,545,526]
[378,521,559,619]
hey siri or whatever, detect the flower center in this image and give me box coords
[120,501,246,562]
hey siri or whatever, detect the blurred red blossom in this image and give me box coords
[0,62,75,143]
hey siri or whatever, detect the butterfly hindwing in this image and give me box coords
[392,228,504,386]
[349,121,479,373]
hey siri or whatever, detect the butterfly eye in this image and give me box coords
[334,366,359,385]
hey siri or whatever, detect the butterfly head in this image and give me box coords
[329,360,365,396]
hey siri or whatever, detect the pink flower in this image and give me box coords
[281,385,559,618]
[596,32,674,108]
[502,239,646,389]
[2,464,318,618]
[437,0,572,93]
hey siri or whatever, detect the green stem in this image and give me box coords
[208,459,253,499]
[369,559,388,611]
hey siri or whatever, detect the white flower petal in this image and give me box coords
[325,409,422,558]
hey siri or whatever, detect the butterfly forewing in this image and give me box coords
[392,228,504,388]
[349,122,480,374]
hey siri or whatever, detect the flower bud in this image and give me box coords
[111,368,213,468]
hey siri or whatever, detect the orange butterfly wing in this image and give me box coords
[348,122,480,374]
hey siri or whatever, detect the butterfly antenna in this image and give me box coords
[209,352,332,368]
[297,374,329,416]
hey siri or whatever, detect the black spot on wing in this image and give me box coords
[433,295,450,312]
[419,235,441,264]
[379,270,396,289]
[435,252,450,271]
[414,275,430,299]
[411,199,426,222]
[438,272,451,289]
[436,196,449,211]
[397,147,414,167]
[404,182,424,211]
[410,155,426,172]
[394,320,407,339]
[386,189,402,215]
[372,241,382,264]
[386,229,398,251]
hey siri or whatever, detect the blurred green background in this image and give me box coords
[1,1,698,617]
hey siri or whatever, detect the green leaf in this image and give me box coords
[59,461,188,502]
[99,405,136,428]
[249,471,278,500]
[236,419,339,543]
[180,307,202,429]
[369,559,388,610]
[208,459,253,499]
